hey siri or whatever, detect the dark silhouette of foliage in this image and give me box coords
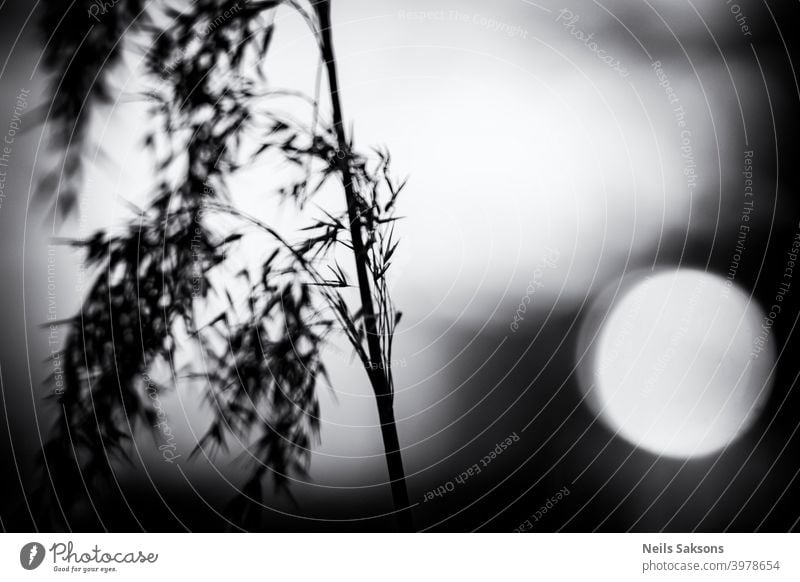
[37,0,413,530]
[37,0,151,217]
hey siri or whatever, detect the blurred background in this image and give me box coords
[1,0,800,531]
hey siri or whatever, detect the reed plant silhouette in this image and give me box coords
[37,0,413,531]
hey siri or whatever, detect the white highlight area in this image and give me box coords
[579,270,774,458]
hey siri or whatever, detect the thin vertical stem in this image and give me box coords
[314,0,412,531]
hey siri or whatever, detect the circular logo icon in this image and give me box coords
[19,542,45,570]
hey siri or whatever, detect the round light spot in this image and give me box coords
[577,269,774,458]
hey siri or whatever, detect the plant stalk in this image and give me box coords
[314,0,413,531]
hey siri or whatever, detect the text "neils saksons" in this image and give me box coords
[643,543,724,554]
